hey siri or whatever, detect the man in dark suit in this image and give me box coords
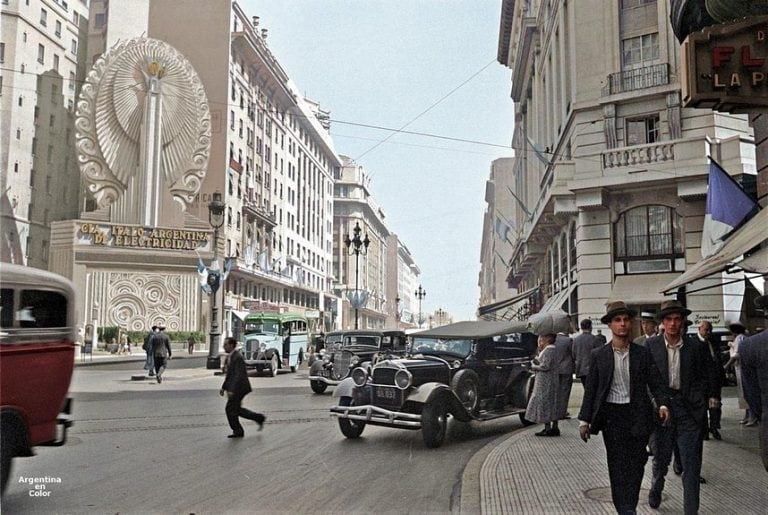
[572,318,600,385]
[739,294,768,472]
[578,301,670,515]
[697,320,724,440]
[645,300,716,514]
[220,337,265,438]
[152,326,172,384]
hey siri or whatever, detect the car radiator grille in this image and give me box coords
[332,350,353,379]
[372,367,396,386]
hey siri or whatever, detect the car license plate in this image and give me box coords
[374,386,401,405]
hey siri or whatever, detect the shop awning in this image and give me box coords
[231,310,250,321]
[477,286,539,318]
[662,208,768,294]
[610,273,680,305]
[739,247,768,274]
[538,283,576,314]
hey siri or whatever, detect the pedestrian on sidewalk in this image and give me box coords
[739,294,768,472]
[152,326,172,383]
[725,321,756,425]
[645,300,717,514]
[220,336,265,438]
[143,326,158,377]
[187,335,196,355]
[573,319,599,385]
[578,301,670,515]
[697,320,724,440]
[555,325,575,422]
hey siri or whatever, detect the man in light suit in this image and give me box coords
[645,300,716,514]
[221,337,265,438]
[578,301,670,515]
[739,294,768,472]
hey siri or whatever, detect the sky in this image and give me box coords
[244,0,515,321]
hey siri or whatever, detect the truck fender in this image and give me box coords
[309,359,325,376]
[332,377,358,398]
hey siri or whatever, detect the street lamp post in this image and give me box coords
[344,221,370,330]
[436,308,445,327]
[415,285,426,328]
[206,191,225,370]
[395,296,402,328]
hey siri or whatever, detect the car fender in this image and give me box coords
[406,382,452,404]
[309,360,325,376]
[332,377,358,398]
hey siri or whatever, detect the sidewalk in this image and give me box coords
[74,348,209,366]
[464,385,768,514]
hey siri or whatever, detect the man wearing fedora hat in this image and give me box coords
[645,299,716,514]
[143,325,159,377]
[578,301,670,515]
[739,294,768,472]
[633,311,658,345]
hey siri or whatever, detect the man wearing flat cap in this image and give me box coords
[645,300,716,514]
[739,294,768,472]
[578,301,669,515]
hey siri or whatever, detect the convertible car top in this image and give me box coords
[409,320,530,340]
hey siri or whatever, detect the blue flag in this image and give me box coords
[701,161,758,258]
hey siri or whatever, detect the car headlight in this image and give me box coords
[351,367,368,386]
[350,355,360,366]
[452,360,461,369]
[394,369,412,390]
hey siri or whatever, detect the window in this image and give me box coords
[0,42,4,62]
[53,54,59,71]
[614,205,684,273]
[18,95,22,106]
[55,20,62,37]
[626,115,660,146]
[94,12,107,28]
[622,33,659,69]
[37,44,45,64]
[70,39,77,55]
[69,71,75,90]
[40,8,48,26]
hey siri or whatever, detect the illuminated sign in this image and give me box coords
[682,16,768,113]
[79,223,210,250]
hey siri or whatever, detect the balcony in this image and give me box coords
[603,141,675,169]
[602,63,669,97]
[242,200,276,228]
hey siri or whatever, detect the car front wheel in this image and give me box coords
[338,396,365,438]
[270,354,279,377]
[421,396,448,448]
[310,380,327,394]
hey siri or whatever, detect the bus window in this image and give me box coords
[1,289,13,328]
[18,290,68,328]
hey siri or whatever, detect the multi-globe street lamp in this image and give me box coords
[206,191,225,370]
[344,221,370,330]
[415,285,426,328]
[436,308,445,327]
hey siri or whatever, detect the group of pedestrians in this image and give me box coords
[142,325,172,383]
[572,296,768,515]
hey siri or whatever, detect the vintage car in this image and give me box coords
[329,320,536,448]
[309,330,406,394]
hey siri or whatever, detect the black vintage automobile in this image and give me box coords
[330,320,536,448]
[308,330,406,394]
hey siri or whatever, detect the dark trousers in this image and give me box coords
[154,356,167,376]
[602,403,649,514]
[651,397,703,515]
[707,401,722,431]
[225,392,264,435]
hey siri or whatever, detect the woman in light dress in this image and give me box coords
[525,332,561,436]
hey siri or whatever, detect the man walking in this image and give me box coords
[739,294,768,472]
[152,326,172,383]
[220,336,265,438]
[697,320,724,440]
[143,325,158,377]
[578,301,669,515]
[554,325,575,426]
[633,311,658,344]
[645,300,716,514]
[573,319,600,385]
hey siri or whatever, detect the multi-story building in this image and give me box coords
[495,0,758,334]
[385,233,420,329]
[334,155,399,330]
[1,0,89,266]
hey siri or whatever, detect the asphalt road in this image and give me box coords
[2,359,528,514]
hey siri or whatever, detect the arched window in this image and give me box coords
[559,233,568,280]
[569,224,577,272]
[614,205,684,274]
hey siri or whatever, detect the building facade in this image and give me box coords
[495,0,759,334]
[1,0,90,267]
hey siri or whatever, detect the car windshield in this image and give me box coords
[345,335,381,347]
[244,321,280,334]
[411,337,472,357]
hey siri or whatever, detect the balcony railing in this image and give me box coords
[602,141,675,169]
[602,63,669,96]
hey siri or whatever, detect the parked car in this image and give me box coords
[330,320,536,448]
[241,313,309,376]
[309,330,406,394]
[307,331,343,368]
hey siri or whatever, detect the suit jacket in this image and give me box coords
[555,334,575,375]
[645,334,713,426]
[578,342,668,438]
[572,332,599,378]
[152,332,172,358]
[739,330,768,419]
[222,349,252,397]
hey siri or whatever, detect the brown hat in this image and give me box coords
[601,301,637,324]
[655,300,691,321]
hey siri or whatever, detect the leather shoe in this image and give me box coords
[535,428,550,436]
[547,427,560,436]
[648,489,661,509]
[702,432,709,440]
[711,428,722,440]
[673,461,682,475]
[699,476,707,484]
[258,416,266,431]
[227,433,244,438]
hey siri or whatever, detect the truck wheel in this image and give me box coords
[1,428,15,495]
[338,396,365,438]
[270,354,279,377]
[422,396,448,448]
[310,380,328,394]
